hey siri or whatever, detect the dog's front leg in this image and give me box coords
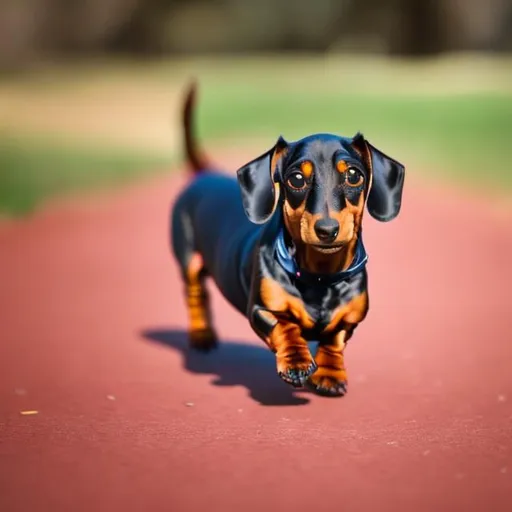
[307,329,351,397]
[251,308,316,388]
[269,320,317,388]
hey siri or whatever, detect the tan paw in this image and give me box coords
[189,328,218,352]
[307,371,348,397]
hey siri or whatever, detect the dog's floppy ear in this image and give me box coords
[352,133,405,222]
[236,136,288,224]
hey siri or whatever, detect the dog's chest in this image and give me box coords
[298,281,354,330]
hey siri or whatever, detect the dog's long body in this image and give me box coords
[172,171,259,315]
[171,83,405,396]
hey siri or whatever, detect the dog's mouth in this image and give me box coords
[310,243,345,254]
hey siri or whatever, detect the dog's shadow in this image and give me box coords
[140,328,312,406]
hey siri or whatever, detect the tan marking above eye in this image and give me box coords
[300,160,314,178]
[336,160,349,173]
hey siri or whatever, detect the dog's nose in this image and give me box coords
[314,218,339,243]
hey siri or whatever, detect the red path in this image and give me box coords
[1,153,512,512]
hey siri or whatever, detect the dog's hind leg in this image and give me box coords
[183,252,218,351]
[171,203,218,351]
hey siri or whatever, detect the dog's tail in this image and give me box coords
[182,80,209,174]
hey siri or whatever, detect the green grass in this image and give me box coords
[195,86,512,189]
[1,57,511,216]
[0,134,173,215]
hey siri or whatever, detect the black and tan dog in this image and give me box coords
[171,83,405,396]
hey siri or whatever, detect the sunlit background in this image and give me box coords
[2,3,512,511]
[0,0,511,216]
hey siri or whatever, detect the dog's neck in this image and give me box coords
[281,229,359,275]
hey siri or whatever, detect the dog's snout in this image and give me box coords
[314,218,339,243]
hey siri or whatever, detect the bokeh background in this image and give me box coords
[1,0,511,216]
[1,4,512,511]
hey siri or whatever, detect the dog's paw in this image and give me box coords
[277,358,317,388]
[189,328,218,352]
[306,373,347,397]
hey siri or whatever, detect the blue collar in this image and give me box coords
[274,229,368,285]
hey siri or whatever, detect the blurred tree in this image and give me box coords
[389,0,446,55]
[442,0,512,52]
[0,0,44,71]
[106,0,184,54]
[0,0,511,70]
[49,0,141,53]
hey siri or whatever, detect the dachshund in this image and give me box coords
[170,82,405,397]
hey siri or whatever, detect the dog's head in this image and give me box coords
[237,133,405,252]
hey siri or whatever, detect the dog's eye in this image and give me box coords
[287,172,306,190]
[346,168,364,187]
